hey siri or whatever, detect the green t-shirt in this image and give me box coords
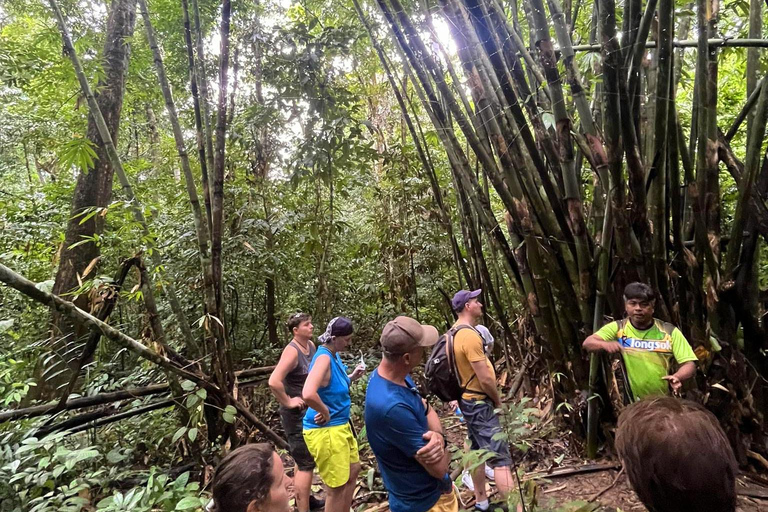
[594,319,697,399]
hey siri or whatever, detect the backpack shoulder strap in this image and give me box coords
[655,319,676,341]
[616,318,627,339]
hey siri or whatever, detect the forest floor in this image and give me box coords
[276,404,768,512]
[280,401,768,512]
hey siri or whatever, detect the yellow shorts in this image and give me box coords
[427,490,459,512]
[303,423,359,488]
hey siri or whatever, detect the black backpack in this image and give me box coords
[424,324,476,402]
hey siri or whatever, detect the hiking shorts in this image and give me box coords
[303,423,359,488]
[279,406,316,471]
[460,398,512,468]
[427,489,459,512]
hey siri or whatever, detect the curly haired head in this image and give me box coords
[616,397,737,512]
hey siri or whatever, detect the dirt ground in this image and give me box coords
[276,390,768,512]
[347,410,768,512]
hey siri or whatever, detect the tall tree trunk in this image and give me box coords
[35,0,138,401]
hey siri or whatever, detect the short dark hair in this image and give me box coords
[287,312,311,334]
[623,282,655,302]
[211,443,275,512]
[616,398,737,512]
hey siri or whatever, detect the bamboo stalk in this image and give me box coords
[139,0,217,358]
[726,78,764,142]
[351,0,471,293]
[649,0,674,307]
[746,0,763,147]
[691,0,721,283]
[376,0,522,288]
[529,0,593,327]
[180,0,213,230]
[625,0,658,107]
[189,0,215,192]
[725,73,768,274]
[458,0,587,331]
[211,0,235,391]
[599,0,634,273]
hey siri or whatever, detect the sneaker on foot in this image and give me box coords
[485,465,495,481]
[308,495,325,510]
[461,470,475,491]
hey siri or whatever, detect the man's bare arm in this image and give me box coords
[415,401,445,466]
[470,360,502,408]
[583,334,622,354]
[663,361,696,393]
[268,347,302,408]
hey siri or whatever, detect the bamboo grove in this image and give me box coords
[350,0,768,458]
[1,0,768,465]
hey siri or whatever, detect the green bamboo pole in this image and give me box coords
[529,0,593,327]
[351,0,471,291]
[138,0,219,358]
[375,0,523,288]
[649,0,674,306]
[726,73,768,274]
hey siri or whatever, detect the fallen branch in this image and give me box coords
[65,399,175,436]
[0,383,170,423]
[587,467,624,502]
[0,366,274,424]
[0,263,287,448]
[522,462,622,481]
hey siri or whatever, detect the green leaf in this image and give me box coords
[188,428,198,442]
[175,496,203,510]
[57,137,97,173]
[172,427,187,444]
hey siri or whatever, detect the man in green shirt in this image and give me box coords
[582,282,697,399]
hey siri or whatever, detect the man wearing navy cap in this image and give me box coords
[452,290,513,511]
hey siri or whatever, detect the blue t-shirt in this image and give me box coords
[303,346,351,429]
[365,369,451,512]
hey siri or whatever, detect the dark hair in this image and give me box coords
[623,282,655,302]
[287,312,311,335]
[616,398,737,512]
[211,443,275,512]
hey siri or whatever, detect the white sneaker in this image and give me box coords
[461,470,475,491]
[485,465,495,481]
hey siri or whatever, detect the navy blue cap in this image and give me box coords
[318,316,354,343]
[330,317,354,337]
[451,289,482,311]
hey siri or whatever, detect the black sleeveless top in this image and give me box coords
[283,340,315,399]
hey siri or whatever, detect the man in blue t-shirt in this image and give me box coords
[365,316,458,512]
